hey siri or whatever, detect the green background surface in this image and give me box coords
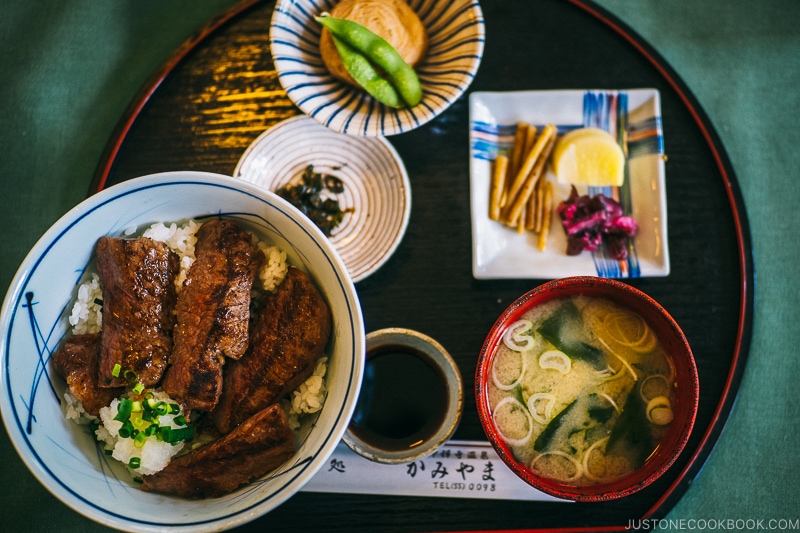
[1,1,798,531]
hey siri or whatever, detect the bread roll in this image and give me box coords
[320,0,428,86]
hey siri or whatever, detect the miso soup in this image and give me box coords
[487,295,676,486]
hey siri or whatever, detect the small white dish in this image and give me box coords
[0,172,365,532]
[270,0,485,136]
[469,89,670,279]
[235,115,411,282]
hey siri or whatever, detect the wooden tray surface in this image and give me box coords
[92,1,754,530]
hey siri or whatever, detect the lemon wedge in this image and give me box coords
[552,127,625,187]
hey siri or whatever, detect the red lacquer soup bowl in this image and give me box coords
[475,276,699,502]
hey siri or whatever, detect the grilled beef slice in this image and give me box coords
[141,403,295,498]
[51,333,125,416]
[96,237,179,388]
[162,219,264,413]
[211,267,332,434]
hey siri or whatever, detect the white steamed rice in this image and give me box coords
[62,219,328,477]
[254,238,290,292]
[141,220,201,291]
[282,357,329,430]
[62,391,98,424]
[68,273,103,335]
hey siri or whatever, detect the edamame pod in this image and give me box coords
[316,15,423,107]
[330,35,403,108]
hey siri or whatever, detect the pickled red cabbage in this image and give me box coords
[556,186,638,259]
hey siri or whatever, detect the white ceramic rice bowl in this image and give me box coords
[0,171,365,532]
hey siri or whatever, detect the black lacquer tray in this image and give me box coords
[91,0,754,530]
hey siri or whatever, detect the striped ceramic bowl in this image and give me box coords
[235,115,411,282]
[270,0,485,136]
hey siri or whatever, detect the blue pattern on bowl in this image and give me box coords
[271,0,485,136]
[0,173,364,531]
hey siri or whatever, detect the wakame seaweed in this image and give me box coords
[535,393,616,454]
[537,300,607,370]
[588,405,615,424]
[534,399,577,452]
[606,384,654,468]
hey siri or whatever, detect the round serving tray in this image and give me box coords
[92,0,753,531]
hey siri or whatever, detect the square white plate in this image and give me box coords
[469,89,669,279]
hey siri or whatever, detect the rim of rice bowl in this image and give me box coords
[0,171,365,532]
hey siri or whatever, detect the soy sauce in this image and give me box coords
[349,345,449,452]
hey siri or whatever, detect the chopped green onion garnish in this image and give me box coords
[169,403,180,413]
[118,421,134,439]
[159,426,194,443]
[144,425,158,437]
[154,401,168,416]
[104,449,113,456]
[132,383,145,395]
[128,457,141,469]
[134,432,147,449]
[174,415,187,426]
[113,398,133,422]
[123,369,138,384]
[112,364,122,378]
[174,426,194,441]
[131,400,142,413]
